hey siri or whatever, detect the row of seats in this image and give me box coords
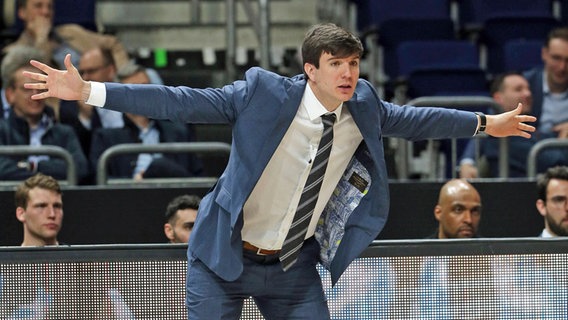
[347,0,563,101]
[353,0,563,34]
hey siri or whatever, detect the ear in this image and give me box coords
[5,86,15,105]
[434,205,442,222]
[16,207,26,223]
[17,7,27,21]
[536,199,547,217]
[304,63,315,80]
[164,223,174,241]
[492,92,503,105]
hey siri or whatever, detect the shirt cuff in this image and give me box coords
[460,158,475,166]
[85,81,107,107]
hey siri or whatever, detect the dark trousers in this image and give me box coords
[186,237,330,319]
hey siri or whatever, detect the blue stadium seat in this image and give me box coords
[13,0,97,33]
[503,40,544,72]
[53,0,97,31]
[396,40,480,80]
[481,16,559,74]
[367,0,451,29]
[378,18,456,80]
[406,68,488,99]
[458,0,555,31]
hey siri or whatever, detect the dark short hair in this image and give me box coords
[301,23,363,80]
[16,0,28,9]
[537,166,568,201]
[545,27,568,48]
[165,194,201,223]
[15,173,62,209]
[489,71,524,96]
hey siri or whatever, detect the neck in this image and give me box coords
[21,237,58,247]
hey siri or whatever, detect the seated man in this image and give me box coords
[460,71,568,178]
[59,47,124,158]
[15,173,64,246]
[89,64,203,180]
[536,165,568,237]
[428,179,482,239]
[164,194,201,243]
[0,45,88,181]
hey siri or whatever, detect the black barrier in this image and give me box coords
[0,180,543,246]
[0,240,566,319]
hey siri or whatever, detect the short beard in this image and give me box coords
[546,214,568,236]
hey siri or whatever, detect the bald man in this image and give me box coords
[429,179,482,239]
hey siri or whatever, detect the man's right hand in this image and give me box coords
[23,54,90,102]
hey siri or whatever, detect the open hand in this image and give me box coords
[22,54,89,102]
[485,103,536,138]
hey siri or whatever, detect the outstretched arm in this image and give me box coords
[23,54,91,102]
[485,103,536,138]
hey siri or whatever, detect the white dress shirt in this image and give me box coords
[241,83,363,250]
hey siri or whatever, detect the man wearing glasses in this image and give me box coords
[59,47,124,160]
[536,165,568,237]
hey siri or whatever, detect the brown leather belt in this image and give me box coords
[243,241,280,255]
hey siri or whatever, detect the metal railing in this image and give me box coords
[526,138,568,178]
[0,145,77,186]
[96,141,231,186]
[399,96,506,180]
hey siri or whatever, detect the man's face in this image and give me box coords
[435,188,482,239]
[542,38,568,90]
[304,52,359,110]
[537,178,568,236]
[165,208,198,243]
[6,67,45,122]
[494,74,532,114]
[79,50,116,82]
[16,187,63,245]
[18,0,53,24]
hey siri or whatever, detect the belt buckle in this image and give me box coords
[256,247,267,256]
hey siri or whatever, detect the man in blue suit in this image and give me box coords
[24,23,536,319]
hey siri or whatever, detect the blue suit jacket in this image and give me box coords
[102,67,477,284]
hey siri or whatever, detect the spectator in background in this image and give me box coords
[59,47,124,159]
[460,72,533,178]
[428,179,482,239]
[164,194,201,243]
[460,71,568,178]
[0,45,88,181]
[89,63,203,181]
[524,27,568,138]
[536,165,568,237]
[4,0,130,70]
[15,173,63,246]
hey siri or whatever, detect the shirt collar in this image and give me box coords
[303,82,343,121]
[541,228,555,238]
[542,71,568,97]
[542,71,550,94]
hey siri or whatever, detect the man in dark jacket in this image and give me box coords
[0,45,87,181]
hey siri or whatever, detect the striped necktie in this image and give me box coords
[280,113,336,271]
